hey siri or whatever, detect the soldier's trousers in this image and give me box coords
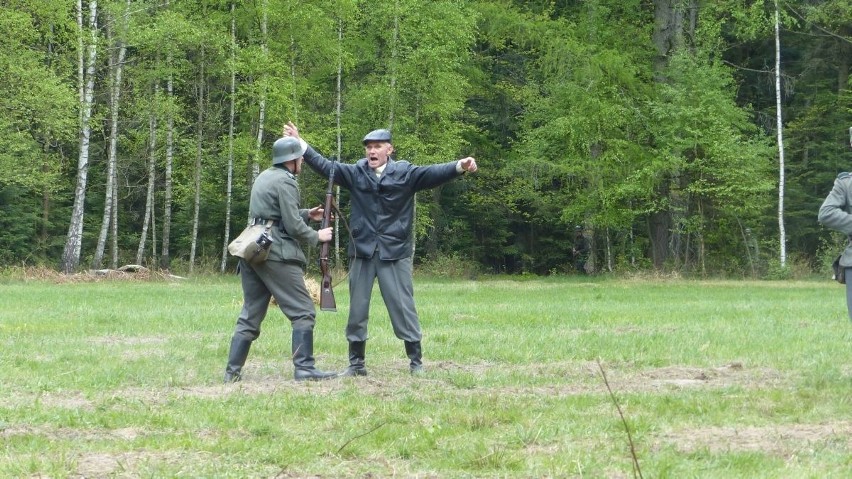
[233,259,316,341]
[845,267,852,321]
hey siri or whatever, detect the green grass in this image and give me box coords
[1,274,850,477]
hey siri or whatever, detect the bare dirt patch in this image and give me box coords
[655,421,852,457]
[419,360,787,397]
[28,390,94,411]
[70,450,213,478]
[9,361,787,408]
[2,425,145,442]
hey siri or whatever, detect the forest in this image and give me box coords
[1,0,850,277]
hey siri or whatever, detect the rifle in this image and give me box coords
[319,158,337,312]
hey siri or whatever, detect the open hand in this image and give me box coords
[283,121,300,138]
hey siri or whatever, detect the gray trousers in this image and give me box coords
[233,259,315,341]
[346,255,421,343]
[846,267,852,321]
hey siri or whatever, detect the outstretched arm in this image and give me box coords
[457,157,478,173]
[282,121,354,189]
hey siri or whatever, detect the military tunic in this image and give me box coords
[234,165,320,340]
[817,171,852,320]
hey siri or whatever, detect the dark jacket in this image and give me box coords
[249,165,317,265]
[303,145,463,260]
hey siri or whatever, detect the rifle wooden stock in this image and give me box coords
[319,160,337,312]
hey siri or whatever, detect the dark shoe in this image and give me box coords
[292,329,337,381]
[339,340,368,377]
[404,340,423,374]
[339,366,368,377]
[294,367,338,381]
[224,336,252,383]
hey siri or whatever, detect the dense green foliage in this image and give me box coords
[1,275,850,476]
[1,0,850,275]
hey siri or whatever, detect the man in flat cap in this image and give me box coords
[283,121,478,375]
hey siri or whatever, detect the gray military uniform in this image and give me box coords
[817,171,852,320]
[235,165,319,339]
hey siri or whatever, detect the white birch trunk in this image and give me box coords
[136,108,157,265]
[160,0,174,270]
[388,0,399,131]
[250,0,268,198]
[335,17,343,264]
[93,1,128,269]
[161,70,174,269]
[189,51,205,273]
[774,0,787,267]
[62,0,98,274]
[221,2,237,272]
[110,180,118,268]
[291,34,299,123]
[76,0,84,125]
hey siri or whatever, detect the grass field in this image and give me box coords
[0,273,850,478]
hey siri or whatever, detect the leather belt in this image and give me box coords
[251,217,280,226]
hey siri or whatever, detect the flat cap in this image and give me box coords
[362,129,392,145]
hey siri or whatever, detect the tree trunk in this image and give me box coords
[221,2,237,272]
[774,0,787,267]
[649,0,691,270]
[62,0,98,274]
[93,1,128,269]
[246,0,268,228]
[189,50,205,274]
[160,70,174,270]
[160,3,174,270]
[110,179,118,268]
[388,0,399,131]
[836,26,850,95]
[250,0,268,195]
[335,16,344,264]
[136,108,157,265]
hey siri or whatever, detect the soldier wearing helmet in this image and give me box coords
[223,136,338,382]
[284,121,478,376]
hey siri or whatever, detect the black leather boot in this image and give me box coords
[404,340,423,374]
[224,336,252,383]
[292,329,337,381]
[340,340,367,377]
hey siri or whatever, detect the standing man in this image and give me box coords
[817,127,852,321]
[283,121,478,375]
[224,136,338,382]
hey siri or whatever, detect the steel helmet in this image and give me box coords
[362,129,392,145]
[272,137,307,164]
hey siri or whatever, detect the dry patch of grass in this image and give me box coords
[5,265,181,283]
[655,421,852,457]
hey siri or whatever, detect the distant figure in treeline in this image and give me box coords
[572,226,590,274]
